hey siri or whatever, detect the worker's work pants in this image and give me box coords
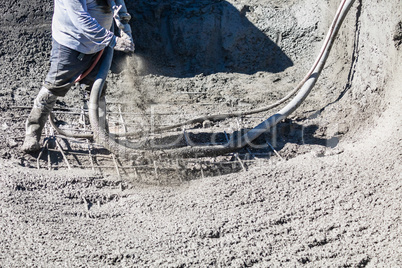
[44,38,105,97]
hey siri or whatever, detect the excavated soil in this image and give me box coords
[0,0,401,266]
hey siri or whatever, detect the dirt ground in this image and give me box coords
[0,0,401,267]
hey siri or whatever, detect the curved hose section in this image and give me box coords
[90,0,356,159]
[235,0,355,148]
[88,46,116,147]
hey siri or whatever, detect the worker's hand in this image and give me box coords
[114,37,135,53]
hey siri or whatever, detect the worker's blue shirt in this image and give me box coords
[52,0,116,54]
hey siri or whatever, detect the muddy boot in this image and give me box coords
[21,87,57,153]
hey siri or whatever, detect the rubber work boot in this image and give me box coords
[21,87,57,153]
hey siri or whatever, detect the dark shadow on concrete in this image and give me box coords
[260,119,340,151]
[122,0,293,77]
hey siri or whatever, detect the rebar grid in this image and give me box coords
[34,103,282,181]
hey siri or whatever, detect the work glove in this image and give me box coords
[114,36,135,53]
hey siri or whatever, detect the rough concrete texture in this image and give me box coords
[0,0,401,267]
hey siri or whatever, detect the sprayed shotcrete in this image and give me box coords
[52,0,357,160]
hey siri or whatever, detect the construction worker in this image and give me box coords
[21,0,134,153]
